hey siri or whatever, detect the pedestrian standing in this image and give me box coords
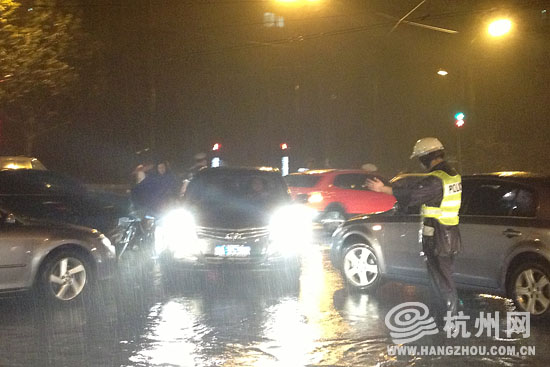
[366,137,462,322]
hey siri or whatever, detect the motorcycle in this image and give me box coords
[110,212,155,261]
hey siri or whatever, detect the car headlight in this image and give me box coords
[155,209,204,258]
[269,205,314,257]
[308,192,324,204]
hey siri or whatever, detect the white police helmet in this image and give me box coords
[410,138,444,159]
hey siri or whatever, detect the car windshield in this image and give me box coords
[185,171,289,208]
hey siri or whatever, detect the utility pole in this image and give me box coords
[146,0,157,152]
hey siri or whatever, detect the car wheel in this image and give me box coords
[508,262,550,317]
[321,208,346,234]
[342,243,381,292]
[39,250,92,303]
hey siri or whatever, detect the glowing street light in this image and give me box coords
[437,69,449,76]
[488,19,512,37]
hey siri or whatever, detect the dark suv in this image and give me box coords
[155,167,311,278]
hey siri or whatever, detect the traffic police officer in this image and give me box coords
[367,137,462,320]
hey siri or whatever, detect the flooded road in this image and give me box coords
[0,240,549,367]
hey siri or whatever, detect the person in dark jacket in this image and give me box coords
[367,137,462,321]
[156,160,181,211]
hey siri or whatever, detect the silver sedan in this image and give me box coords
[331,173,550,318]
[0,209,116,303]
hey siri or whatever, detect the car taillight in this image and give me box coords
[308,192,324,204]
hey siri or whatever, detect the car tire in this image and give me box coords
[38,249,93,304]
[507,261,550,318]
[321,207,347,234]
[342,243,381,293]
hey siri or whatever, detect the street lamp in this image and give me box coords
[488,19,512,37]
[437,69,449,76]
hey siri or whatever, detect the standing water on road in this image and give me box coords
[0,245,549,367]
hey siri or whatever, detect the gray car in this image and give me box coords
[0,209,116,303]
[331,172,550,317]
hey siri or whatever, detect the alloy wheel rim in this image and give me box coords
[515,268,550,315]
[344,246,379,287]
[48,257,87,301]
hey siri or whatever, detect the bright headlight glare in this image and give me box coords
[308,192,324,203]
[155,209,200,256]
[269,205,313,256]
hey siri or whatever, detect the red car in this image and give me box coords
[285,169,396,230]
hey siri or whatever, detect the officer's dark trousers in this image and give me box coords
[426,252,458,321]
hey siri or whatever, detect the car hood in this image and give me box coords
[21,216,102,236]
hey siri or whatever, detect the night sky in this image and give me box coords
[3,0,550,183]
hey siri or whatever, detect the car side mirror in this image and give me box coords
[295,194,308,204]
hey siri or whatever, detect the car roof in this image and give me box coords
[391,171,550,186]
[464,172,550,185]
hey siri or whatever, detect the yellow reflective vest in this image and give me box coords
[421,170,462,226]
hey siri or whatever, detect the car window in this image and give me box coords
[333,174,368,190]
[334,173,387,191]
[284,175,321,188]
[463,182,536,217]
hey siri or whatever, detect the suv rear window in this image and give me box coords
[284,175,321,188]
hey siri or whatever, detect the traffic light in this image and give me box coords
[280,143,288,150]
[454,112,465,128]
[211,143,221,167]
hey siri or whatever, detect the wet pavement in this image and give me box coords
[1,239,549,367]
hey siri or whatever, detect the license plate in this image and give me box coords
[214,245,251,257]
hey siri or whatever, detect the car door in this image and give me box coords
[332,173,395,215]
[0,213,35,290]
[454,179,539,289]
[331,174,366,213]
[380,205,428,282]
